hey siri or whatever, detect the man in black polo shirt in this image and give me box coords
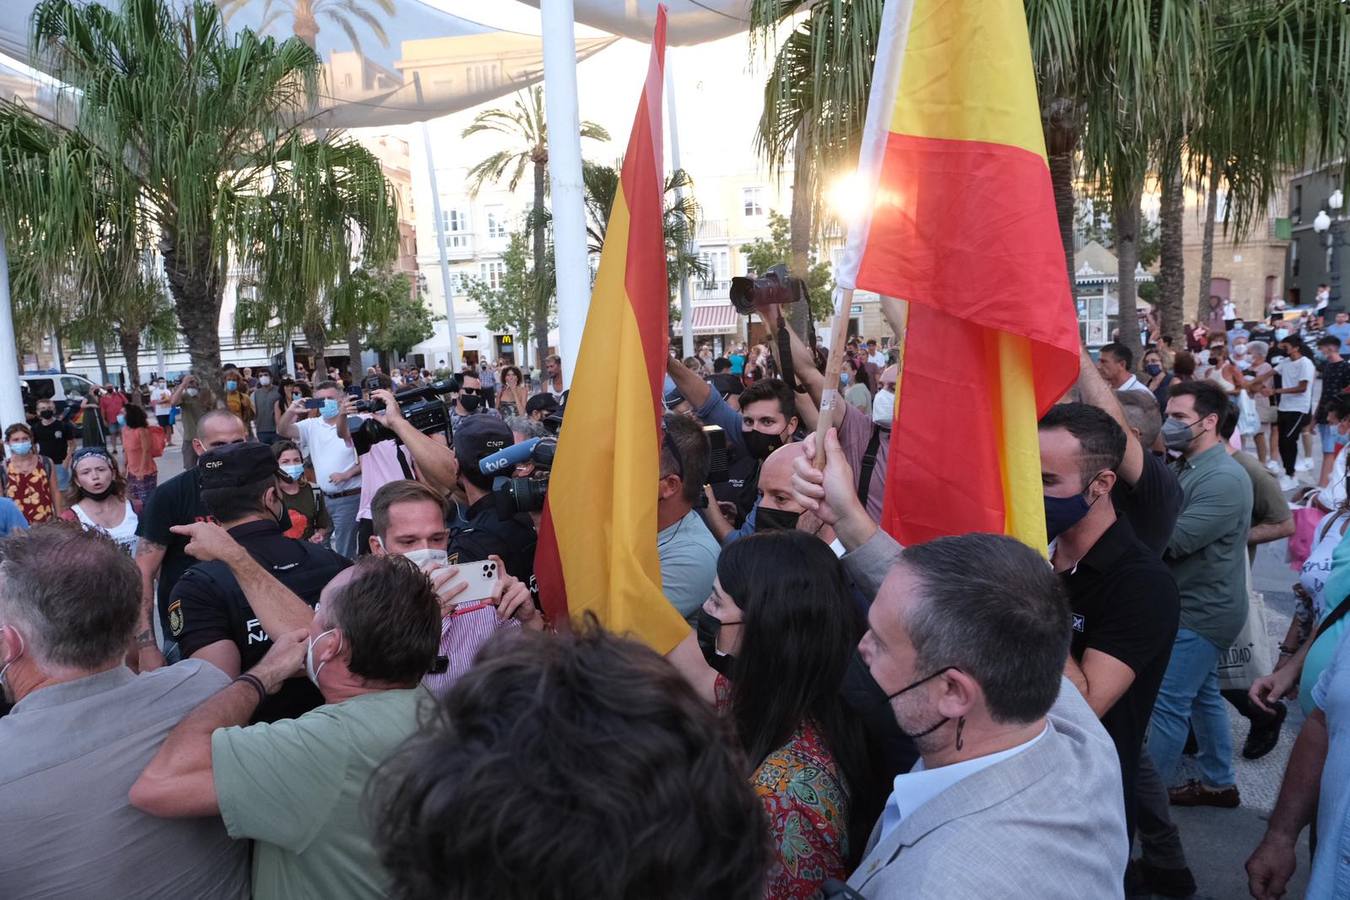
[166,442,350,722]
[1040,403,1180,845]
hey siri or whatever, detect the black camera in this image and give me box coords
[729,264,806,315]
[493,474,548,518]
[353,377,457,414]
[704,425,729,484]
[350,397,452,455]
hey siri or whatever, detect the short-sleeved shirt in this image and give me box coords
[0,663,249,899]
[252,386,281,432]
[710,372,744,400]
[212,688,428,900]
[1318,360,1350,423]
[657,509,721,621]
[1307,631,1350,897]
[1276,356,1317,414]
[295,417,361,494]
[728,354,746,375]
[29,420,72,463]
[279,485,330,542]
[1063,517,1179,832]
[356,439,411,521]
[1166,444,1253,647]
[169,519,351,722]
[150,386,173,415]
[1111,450,1183,558]
[0,497,28,536]
[99,392,127,424]
[137,467,211,626]
[1326,323,1350,351]
[1231,450,1292,528]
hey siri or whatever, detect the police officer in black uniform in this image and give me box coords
[166,442,351,723]
[445,416,537,587]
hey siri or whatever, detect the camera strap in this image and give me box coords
[776,319,796,392]
[395,445,414,481]
[856,424,883,506]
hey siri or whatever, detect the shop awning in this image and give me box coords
[690,303,739,335]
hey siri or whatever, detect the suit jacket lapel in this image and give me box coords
[849,725,1061,891]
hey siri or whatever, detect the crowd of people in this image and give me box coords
[0,308,1347,900]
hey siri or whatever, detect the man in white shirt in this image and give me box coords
[150,377,174,447]
[1096,342,1154,396]
[1271,338,1317,488]
[276,381,362,558]
[866,339,888,369]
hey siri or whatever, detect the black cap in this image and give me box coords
[525,393,559,416]
[453,415,513,464]
[198,441,282,489]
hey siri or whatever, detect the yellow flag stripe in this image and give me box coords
[991,331,1047,552]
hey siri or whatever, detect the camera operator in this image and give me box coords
[525,393,559,426]
[367,388,459,494]
[658,413,721,623]
[350,374,419,556]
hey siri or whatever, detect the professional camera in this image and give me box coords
[729,263,807,315]
[487,436,556,518]
[704,425,729,484]
[349,378,457,455]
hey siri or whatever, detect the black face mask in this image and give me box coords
[886,666,958,739]
[39,411,53,420]
[755,506,801,532]
[742,428,785,461]
[458,393,482,413]
[696,609,740,676]
[83,485,116,502]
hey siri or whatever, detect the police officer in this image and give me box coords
[445,416,537,587]
[165,442,351,723]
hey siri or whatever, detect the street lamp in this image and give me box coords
[1314,193,1348,310]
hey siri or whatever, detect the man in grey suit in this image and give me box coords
[793,428,1130,899]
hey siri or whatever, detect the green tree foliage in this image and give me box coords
[740,211,834,322]
[462,229,555,360]
[360,271,437,358]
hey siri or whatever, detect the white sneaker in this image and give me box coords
[1265,459,1282,473]
[1279,475,1299,491]
[1297,458,1314,472]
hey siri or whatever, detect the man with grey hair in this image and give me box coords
[0,524,248,898]
[778,428,1129,898]
[132,544,441,900]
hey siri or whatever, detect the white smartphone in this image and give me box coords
[448,559,500,605]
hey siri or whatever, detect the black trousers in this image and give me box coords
[1277,410,1306,476]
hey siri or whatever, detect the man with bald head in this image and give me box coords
[136,409,250,666]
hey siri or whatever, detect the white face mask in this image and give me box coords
[401,547,449,568]
[872,388,895,427]
[305,628,339,688]
[259,376,271,386]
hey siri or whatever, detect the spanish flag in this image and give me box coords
[834,0,1081,548]
[534,7,689,653]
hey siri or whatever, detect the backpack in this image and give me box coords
[149,426,167,458]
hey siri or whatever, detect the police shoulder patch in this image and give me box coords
[168,599,184,637]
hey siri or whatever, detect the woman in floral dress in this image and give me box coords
[689,530,878,898]
[2,422,60,523]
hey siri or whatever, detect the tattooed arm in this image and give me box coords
[133,537,167,672]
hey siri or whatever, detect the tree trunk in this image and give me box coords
[1157,161,1186,342]
[531,156,549,367]
[118,330,142,396]
[92,335,110,385]
[304,321,328,383]
[161,232,224,394]
[1043,98,1081,295]
[1114,182,1144,366]
[1196,168,1219,323]
[346,324,363,385]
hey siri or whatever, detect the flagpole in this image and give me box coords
[664,54,695,359]
[814,286,853,467]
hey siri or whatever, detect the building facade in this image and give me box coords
[1286,163,1346,310]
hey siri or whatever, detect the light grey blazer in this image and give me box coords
[840,530,1129,899]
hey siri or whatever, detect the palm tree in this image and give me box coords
[581,161,708,303]
[463,87,609,365]
[0,0,394,392]
[215,0,396,52]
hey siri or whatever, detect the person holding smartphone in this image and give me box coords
[169,374,215,470]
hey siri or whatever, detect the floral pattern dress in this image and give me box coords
[716,676,850,898]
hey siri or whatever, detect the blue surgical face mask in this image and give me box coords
[840,372,851,385]
[116,413,126,425]
[1276,328,1290,341]
[1044,471,1106,542]
[225,380,238,391]
[320,398,340,419]
[280,463,305,481]
[8,442,31,456]
[1145,363,1163,377]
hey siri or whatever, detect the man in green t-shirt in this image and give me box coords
[130,549,441,900]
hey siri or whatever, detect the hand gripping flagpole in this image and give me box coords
[813,285,854,468]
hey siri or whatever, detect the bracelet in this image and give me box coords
[1278,645,1298,656]
[233,673,267,706]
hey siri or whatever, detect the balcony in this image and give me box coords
[693,279,731,301]
[697,219,728,242]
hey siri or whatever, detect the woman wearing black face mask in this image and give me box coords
[59,447,139,556]
[694,531,877,899]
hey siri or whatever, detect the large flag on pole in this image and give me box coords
[534,6,689,653]
[833,0,1081,549]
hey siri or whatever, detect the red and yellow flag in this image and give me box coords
[834,0,1081,548]
[534,7,688,653]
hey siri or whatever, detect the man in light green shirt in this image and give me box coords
[132,543,442,900]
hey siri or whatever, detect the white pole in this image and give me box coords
[540,0,589,390]
[284,338,297,376]
[420,123,462,373]
[665,55,696,359]
[0,227,26,426]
